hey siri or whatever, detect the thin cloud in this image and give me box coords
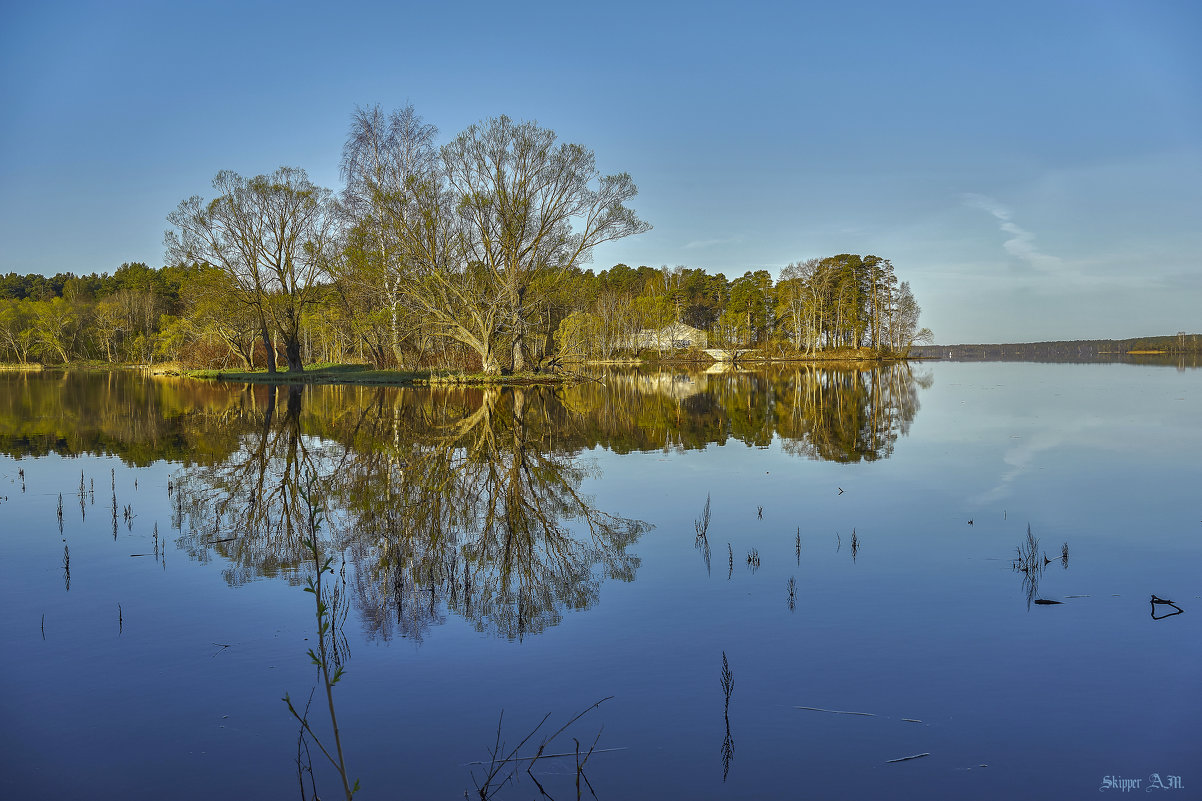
[963,193,1062,271]
[962,193,1012,221]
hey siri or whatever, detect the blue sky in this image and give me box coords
[2,0,1199,343]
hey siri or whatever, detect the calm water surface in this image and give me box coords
[1,363,1198,800]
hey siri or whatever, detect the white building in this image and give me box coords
[633,322,709,350]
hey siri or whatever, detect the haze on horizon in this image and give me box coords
[2,0,1199,344]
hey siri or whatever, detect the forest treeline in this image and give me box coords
[1,105,930,372]
[0,257,929,370]
[912,333,1202,363]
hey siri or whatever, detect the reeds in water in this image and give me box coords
[721,651,734,781]
[1012,524,1070,608]
[695,494,712,576]
[695,494,711,544]
[468,697,616,800]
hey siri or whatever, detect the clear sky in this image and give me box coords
[2,0,1199,343]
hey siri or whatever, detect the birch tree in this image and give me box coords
[337,104,438,366]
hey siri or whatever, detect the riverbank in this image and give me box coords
[6,349,918,386]
[176,363,578,387]
[611,345,914,367]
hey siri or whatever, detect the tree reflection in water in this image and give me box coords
[174,385,327,586]
[774,363,930,462]
[173,384,649,642]
[1,364,928,642]
[558,361,929,462]
[332,387,648,642]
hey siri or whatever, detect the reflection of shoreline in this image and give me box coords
[911,346,1201,369]
[573,363,929,462]
[0,364,931,465]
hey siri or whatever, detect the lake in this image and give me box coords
[1,362,1198,800]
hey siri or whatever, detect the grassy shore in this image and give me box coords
[179,348,912,387]
[180,362,575,387]
[6,348,913,384]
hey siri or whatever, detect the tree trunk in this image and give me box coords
[284,335,304,373]
[259,317,277,373]
[390,293,405,368]
[511,287,529,373]
[481,345,501,375]
[512,334,528,373]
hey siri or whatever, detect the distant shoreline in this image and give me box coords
[909,334,1200,368]
[913,333,1199,357]
[913,334,1197,353]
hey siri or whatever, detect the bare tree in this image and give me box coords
[886,281,931,353]
[375,164,511,373]
[166,167,338,373]
[337,104,439,367]
[441,116,650,373]
[778,258,821,353]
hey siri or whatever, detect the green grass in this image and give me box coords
[184,362,574,387]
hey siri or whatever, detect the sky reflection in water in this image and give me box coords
[0,362,1198,800]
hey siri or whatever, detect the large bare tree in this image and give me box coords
[441,116,650,372]
[166,167,337,373]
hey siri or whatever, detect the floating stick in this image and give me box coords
[795,706,876,717]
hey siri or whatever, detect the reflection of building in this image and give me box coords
[704,362,749,375]
[608,371,702,401]
[633,322,708,350]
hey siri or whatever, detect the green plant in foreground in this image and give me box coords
[283,474,358,800]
